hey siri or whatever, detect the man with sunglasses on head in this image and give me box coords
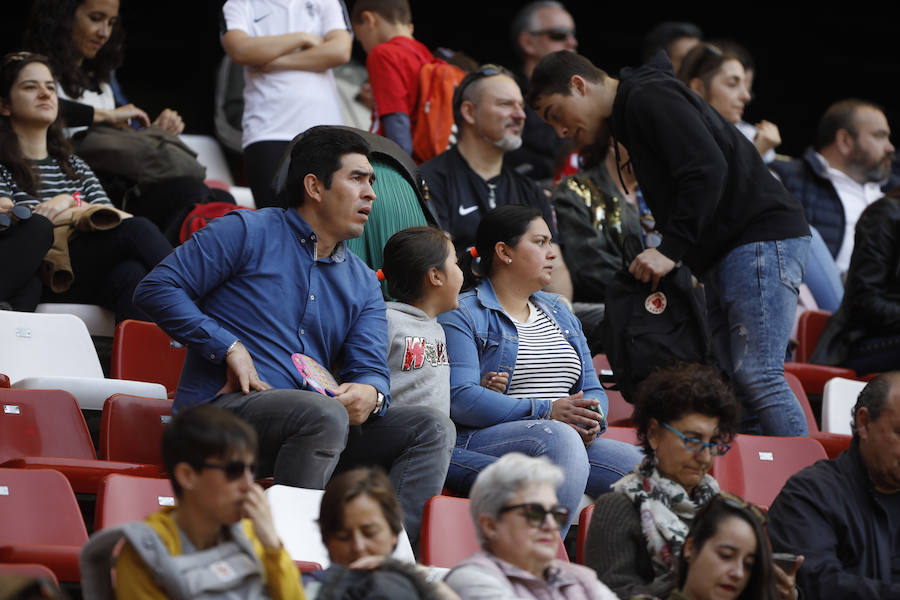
[505,1,578,184]
[419,64,561,271]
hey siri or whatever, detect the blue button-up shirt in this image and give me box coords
[133,207,390,413]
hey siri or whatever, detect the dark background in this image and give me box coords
[2,1,897,158]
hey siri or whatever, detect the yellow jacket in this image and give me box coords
[114,507,305,600]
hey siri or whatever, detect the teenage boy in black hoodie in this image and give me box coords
[527,50,812,437]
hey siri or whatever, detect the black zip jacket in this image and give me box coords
[611,52,809,274]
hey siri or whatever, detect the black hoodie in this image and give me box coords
[611,52,809,274]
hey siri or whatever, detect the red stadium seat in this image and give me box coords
[99,394,173,465]
[575,503,594,565]
[111,319,186,398]
[710,434,827,511]
[0,562,60,588]
[795,310,832,363]
[94,474,176,531]
[0,468,88,582]
[601,426,640,446]
[784,372,851,458]
[0,389,163,493]
[420,495,568,567]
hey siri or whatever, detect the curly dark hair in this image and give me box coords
[0,52,77,197]
[23,0,125,99]
[632,362,740,455]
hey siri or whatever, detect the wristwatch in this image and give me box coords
[372,391,385,415]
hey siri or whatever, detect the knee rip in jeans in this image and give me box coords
[526,420,556,435]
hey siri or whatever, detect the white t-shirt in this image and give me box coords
[221,0,349,148]
[814,152,885,273]
[57,81,116,136]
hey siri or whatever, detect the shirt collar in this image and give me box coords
[285,208,347,263]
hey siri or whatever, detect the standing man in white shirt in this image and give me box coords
[221,0,352,208]
[773,99,898,274]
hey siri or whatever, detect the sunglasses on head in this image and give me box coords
[200,459,258,481]
[499,502,570,528]
[718,491,767,525]
[528,27,576,42]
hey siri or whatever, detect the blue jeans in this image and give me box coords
[446,421,643,532]
[705,236,811,436]
[803,226,844,312]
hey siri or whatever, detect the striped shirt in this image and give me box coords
[0,155,111,208]
[507,302,582,401]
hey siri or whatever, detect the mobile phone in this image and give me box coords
[772,552,801,574]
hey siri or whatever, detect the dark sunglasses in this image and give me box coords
[528,27,576,42]
[0,204,32,232]
[200,459,258,481]
[499,502,570,528]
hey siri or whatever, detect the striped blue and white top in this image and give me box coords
[0,155,111,208]
[506,302,582,402]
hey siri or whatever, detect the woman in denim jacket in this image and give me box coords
[438,205,643,532]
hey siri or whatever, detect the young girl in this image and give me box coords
[380,226,463,414]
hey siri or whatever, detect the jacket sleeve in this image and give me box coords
[244,521,306,600]
[552,179,624,302]
[767,473,900,600]
[844,199,900,329]
[133,212,249,365]
[584,493,674,599]
[113,542,171,600]
[438,306,553,428]
[626,87,728,264]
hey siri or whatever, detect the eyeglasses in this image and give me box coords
[663,422,731,456]
[718,491,767,525]
[499,502,570,528]
[199,459,258,481]
[527,27,576,42]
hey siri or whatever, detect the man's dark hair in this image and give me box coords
[631,363,740,455]
[283,126,371,208]
[162,404,258,498]
[349,0,411,25]
[814,99,884,151]
[526,51,606,109]
[509,1,566,60]
[641,21,703,64]
[851,372,899,440]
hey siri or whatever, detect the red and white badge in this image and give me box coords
[645,291,667,314]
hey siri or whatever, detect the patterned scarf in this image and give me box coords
[612,456,719,576]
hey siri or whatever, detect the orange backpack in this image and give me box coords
[411,60,465,164]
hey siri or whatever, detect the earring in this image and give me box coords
[507,258,512,264]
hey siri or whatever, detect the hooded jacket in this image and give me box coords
[611,52,809,274]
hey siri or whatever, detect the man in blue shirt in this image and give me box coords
[134,126,453,553]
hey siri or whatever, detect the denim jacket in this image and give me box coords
[438,278,607,430]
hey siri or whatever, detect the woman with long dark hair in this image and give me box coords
[0,52,171,321]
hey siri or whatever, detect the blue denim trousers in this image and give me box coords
[446,421,643,532]
[704,236,811,436]
[803,226,844,313]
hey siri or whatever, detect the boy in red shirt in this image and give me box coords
[351,0,434,156]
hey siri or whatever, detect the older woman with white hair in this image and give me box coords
[444,453,617,599]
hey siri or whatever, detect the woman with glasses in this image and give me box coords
[584,363,739,599]
[102,404,303,599]
[444,453,618,599]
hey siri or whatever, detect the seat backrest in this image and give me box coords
[795,310,832,363]
[0,468,89,546]
[111,320,186,395]
[822,377,866,435]
[575,503,594,564]
[0,310,103,381]
[0,388,96,463]
[420,495,568,567]
[602,426,641,446]
[784,372,820,433]
[99,394,174,464]
[710,434,827,510]
[592,354,633,426]
[94,474,176,531]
